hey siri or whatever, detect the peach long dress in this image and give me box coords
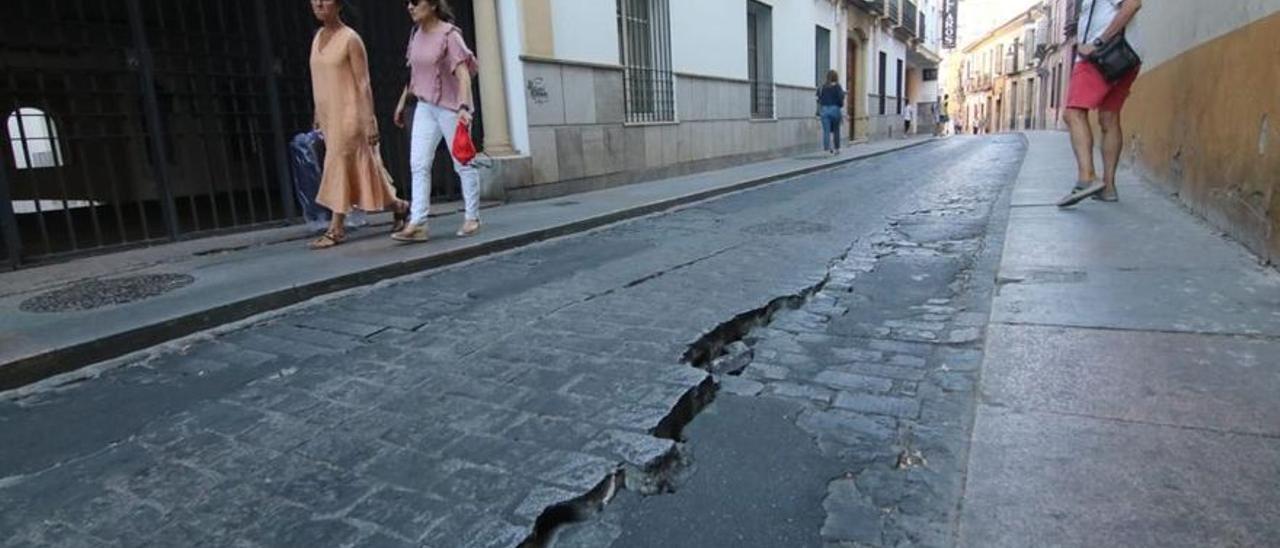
[310,26,398,214]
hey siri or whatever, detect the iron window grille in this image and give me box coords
[7,109,65,171]
[0,0,461,267]
[747,1,774,119]
[617,0,675,124]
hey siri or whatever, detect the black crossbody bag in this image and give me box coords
[1082,0,1141,81]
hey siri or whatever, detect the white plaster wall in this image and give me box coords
[549,0,620,66]
[920,80,940,102]
[867,28,907,112]
[670,0,840,85]
[499,0,529,153]
[757,0,841,87]
[1127,0,1280,70]
[671,0,747,80]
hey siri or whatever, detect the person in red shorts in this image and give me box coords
[1058,0,1144,207]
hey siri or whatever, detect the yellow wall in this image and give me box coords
[1123,11,1280,262]
[521,0,554,57]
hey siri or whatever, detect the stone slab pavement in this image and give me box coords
[0,137,932,391]
[560,133,1022,548]
[0,137,967,548]
[958,131,1280,547]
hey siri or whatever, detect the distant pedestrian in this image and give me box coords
[903,103,915,135]
[308,0,410,250]
[816,70,846,155]
[933,100,947,136]
[1057,0,1143,207]
[393,0,481,242]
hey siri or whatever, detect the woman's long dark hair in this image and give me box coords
[417,0,455,23]
[327,0,364,31]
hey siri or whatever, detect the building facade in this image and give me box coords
[948,1,1060,135]
[0,0,859,267]
[506,0,844,201]
[843,0,944,140]
[1119,1,1280,263]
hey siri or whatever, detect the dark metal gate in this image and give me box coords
[1,0,475,269]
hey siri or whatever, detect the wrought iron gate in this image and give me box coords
[1,0,477,268]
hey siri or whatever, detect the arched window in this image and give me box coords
[7,108,65,170]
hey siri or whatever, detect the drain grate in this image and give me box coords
[20,274,196,313]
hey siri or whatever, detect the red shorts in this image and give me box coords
[1065,60,1140,112]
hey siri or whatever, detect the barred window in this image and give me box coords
[617,0,674,123]
[7,108,64,170]
[747,1,774,119]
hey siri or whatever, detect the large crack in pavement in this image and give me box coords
[537,167,1009,547]
[519,237,869,547]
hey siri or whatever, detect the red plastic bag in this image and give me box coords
[451,119,477,166]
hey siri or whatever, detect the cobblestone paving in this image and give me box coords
[734,168,1012,547]
[554,136,1020,548]
[0,136,1022,547]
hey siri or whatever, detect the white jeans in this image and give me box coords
[409,102,480,225]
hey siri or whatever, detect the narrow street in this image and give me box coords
[0,136,1023,547]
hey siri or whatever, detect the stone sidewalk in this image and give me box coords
[0,137,931,392]
[958,132,1280,547]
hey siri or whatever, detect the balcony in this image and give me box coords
[887,0,899,23]
[857,0,885,13]
[902,1,918,37]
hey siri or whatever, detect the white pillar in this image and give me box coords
[473,0,515,156]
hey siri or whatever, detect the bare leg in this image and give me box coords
[1098,110,1123,192]
[329,212,346,238]
[1064,108,1095,183]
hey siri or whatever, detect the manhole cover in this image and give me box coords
[742,220,833,236]
[20,274,196,313]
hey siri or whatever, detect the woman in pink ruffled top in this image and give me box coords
[391,0,481,243]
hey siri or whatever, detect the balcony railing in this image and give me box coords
[887,0,899,23]
[858,0,885,13]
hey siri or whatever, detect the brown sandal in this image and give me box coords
[309,231,345,250]
[390,202,410,234]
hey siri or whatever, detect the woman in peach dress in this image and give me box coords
[308,0,409,249]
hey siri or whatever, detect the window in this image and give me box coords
[1009,80,1018,129]
[7,108,64,170]
[815,26,831,87]
[1054,62,1063,108]
[617,0,675,123]
[747,1,773,119]
[1025,77,1035,129]
[878,51,887,115]
[896,59,904,114]
[1050,64,1059,108]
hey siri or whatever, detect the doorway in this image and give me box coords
[846,38,858,141]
